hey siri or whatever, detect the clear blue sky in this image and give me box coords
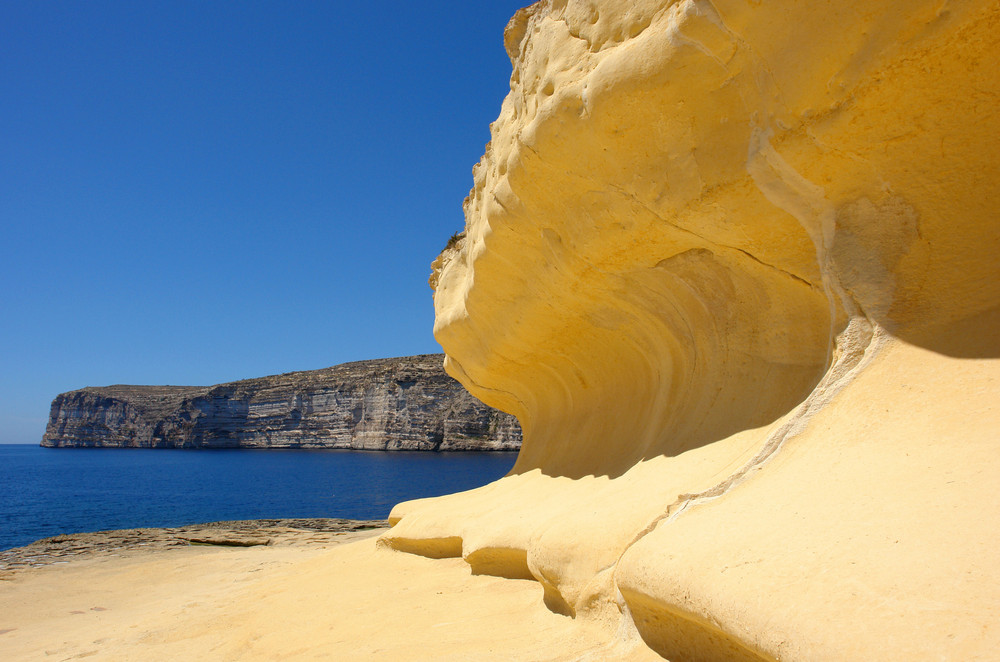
[0,1,529,444]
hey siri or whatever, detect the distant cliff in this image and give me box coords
[41,354,521,451]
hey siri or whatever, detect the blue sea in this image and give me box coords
[0,445,518,552]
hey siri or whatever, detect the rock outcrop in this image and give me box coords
[42,355,521,451]
[382,1,1000,660]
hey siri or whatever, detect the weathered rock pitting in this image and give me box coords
[41,354,521,451]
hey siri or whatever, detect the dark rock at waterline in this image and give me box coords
[0,518,389,577]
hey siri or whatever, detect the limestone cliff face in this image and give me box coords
[42,355,521,451]
[383,1,1000,660]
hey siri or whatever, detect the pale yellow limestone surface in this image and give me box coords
[385,0,1000,659]
[0,534,659,661]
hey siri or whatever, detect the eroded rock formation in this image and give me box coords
[42,355,521,451]
[382,1,1000,659]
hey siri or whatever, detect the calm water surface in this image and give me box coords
[0,445,517,551]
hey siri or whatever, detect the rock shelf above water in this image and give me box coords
[0,518,388,579]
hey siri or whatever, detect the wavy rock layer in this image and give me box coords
[383,1,1000,659]
[42,355,521,451]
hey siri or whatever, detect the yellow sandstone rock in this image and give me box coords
[384,0,1000,659]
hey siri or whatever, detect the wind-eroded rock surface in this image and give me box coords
[383,1,1000,660]
[42,354,521,451]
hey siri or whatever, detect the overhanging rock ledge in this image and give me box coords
[382,1,1000,660]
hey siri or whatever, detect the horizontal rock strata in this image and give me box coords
[42,354,521,451]
[382,1,1000,661]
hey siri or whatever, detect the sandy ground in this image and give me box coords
[0,528,655,661]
